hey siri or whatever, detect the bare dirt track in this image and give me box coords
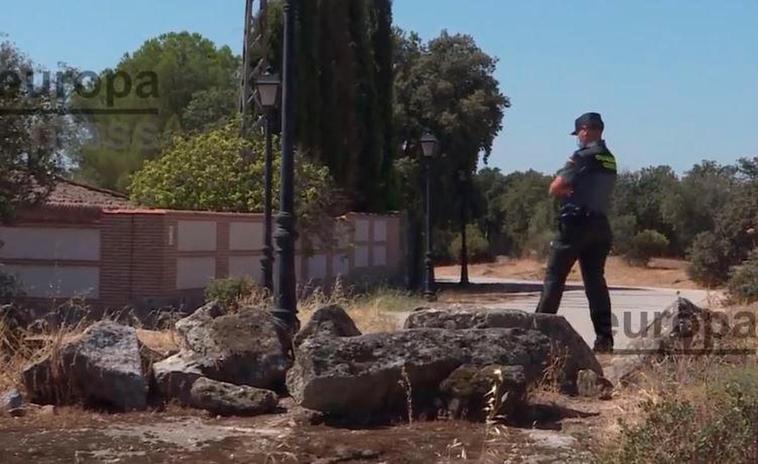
[437,256,702,290]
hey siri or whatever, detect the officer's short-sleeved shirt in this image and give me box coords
[558,140,617,214]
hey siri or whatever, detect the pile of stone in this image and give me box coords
[16,302,288,417]
[286,306,610,421]
[8,301,612,422]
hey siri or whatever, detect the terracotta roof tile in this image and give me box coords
[45,178,134,209]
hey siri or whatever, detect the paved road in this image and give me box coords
[435,276,713,350]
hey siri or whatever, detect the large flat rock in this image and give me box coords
[189,377,278,416]
[286,327,550,417]
[404,308,603,392]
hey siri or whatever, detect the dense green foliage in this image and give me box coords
[727,248,758,303]
[72,32,240,190]
[129,121,336,240]
[685,161,757,285]
[468,157,756,288]
[0,40,67,221]
[394,30,509,219]
[468,168,555,258]
[448,225,491,263]
[205,277,255,310]
[391,29,509,282]
[255,0,396,211]
[625,230,670,267]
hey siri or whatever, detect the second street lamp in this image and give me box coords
[420,131,438,301]
[458,169,470,286]
[255,70,280,293]
[272,0,299,335]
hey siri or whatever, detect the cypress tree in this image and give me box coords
[260,0,396,212]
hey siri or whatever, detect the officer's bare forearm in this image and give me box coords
[549,176,573,197]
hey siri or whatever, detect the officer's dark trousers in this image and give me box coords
[536,215,613,340]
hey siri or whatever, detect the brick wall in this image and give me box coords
[2,207,405,311]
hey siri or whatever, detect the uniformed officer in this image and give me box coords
[536,112,617,353]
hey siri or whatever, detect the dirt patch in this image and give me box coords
[437,256,703,289]
[0,395,617,463]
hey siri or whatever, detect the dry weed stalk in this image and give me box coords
[399,364,414,424]
[530,343,568,397]
[437,438,468,461]
[0,307,90,403]
[477,367,510,463]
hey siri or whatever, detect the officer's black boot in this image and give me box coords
[593,335,614,354]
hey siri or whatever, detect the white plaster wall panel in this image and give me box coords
[307,254,328,280]
[373,219,387,242]
[229,222,264,251]
[0,227,100,261]
[354,219,370,241]
[332,253,350,276]
[177,221,217,251]
[354,245,370,268]
[5,264,99,298]
[228,256,263,282]
[372,245,387,266]
[335,222,352,248]
[176,257,216,289]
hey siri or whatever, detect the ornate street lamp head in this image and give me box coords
[420,131,438,158]
[256,70,281,110]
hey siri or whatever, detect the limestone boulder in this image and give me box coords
[152,350,205,405]
[172,305,291,390]
[404,308,603,393]
[175,301,227,350]
[293,305,361,348]
[440,364,528,421]
[286,327,550,417]
[189,377,278,416]
[1,388,23,415]
[22,321,148,411]
[576,369,614,400]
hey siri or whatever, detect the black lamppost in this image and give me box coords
[458,169,470,286]
[271,0,298,334]
[255,70,280,293]
[420,131,438,301]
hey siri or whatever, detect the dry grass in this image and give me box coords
[528,344,569,398]
[295,279,423,333]
[135,329,180,356]
[238,278,421,333]
[0,313,89,393]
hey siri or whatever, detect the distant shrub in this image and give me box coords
[727,249,758,303]
[625,229,670,267]
[610,214,637,255]
[433,228,456,263]
[687,231,733,286]
[524,198,557,259]
[524,230,554,261]
[205,277,255,309]
[449,224,491,263]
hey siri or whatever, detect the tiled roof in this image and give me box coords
[45,178,133,209]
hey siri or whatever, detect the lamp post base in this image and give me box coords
[423,255,436,301]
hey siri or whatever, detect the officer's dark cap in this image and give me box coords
[571,112,604,135]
